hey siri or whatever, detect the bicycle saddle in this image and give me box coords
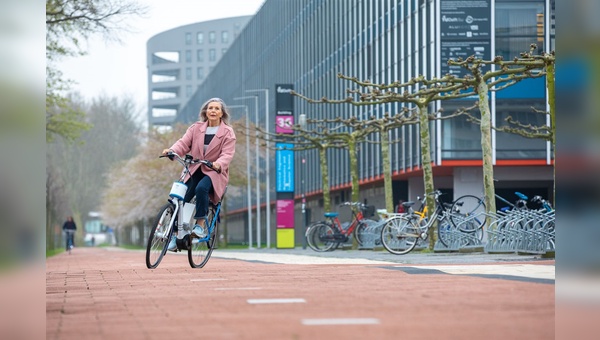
[324,212,339,218]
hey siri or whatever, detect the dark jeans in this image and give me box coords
[183,170,213,223]
[65,231,75,250]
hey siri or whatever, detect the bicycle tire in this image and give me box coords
[305,221,336,252]
[353,221,367,246]
[146,203,175,269]
[437,217,454,248]
[450,195,486,232]
[380,216,419,255]
[188,204,218,268]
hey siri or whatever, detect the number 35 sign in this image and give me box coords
[275,115,294,134]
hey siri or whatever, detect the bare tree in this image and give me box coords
[293,77,473,248]
[46,0,146,142]
[448,46,554,217]
[46,94,142,248]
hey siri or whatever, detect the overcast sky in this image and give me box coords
[57,0,265,110]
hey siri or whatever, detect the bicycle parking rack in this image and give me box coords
[357,219,385,250]
[434,214,485,253]
[484,209,555,255]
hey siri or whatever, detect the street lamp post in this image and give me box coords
[228,104,253,249]
[299,113,307,249]
[246,89,270,248]
[234,96,260,248]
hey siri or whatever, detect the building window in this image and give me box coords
[197,49,203,62]
[185,67,192,80]
[208,31,216,44]
[197,67,204,79]
[221,48,227,56]
[186,85,192,97]
[221,31,229,43]
[208,49,216,62]
[185,50,192,63]
[185,32,192,45]
[495,1,545,61]
[196,32,203,44]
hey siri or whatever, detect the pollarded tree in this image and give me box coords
[448,46,554,217]
[294,77,475,248]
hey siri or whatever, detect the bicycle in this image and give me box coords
[146,152,224,269]
[449,191,535,233]
[305,202,373,252]
[65,230,75,254]
[380,190,481,255]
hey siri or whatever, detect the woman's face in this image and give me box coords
[206,101,223,125]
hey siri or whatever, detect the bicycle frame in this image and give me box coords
[146,152,224,269]
[402,191,451,238]
[163,154,198,247]
[327,206,364,236]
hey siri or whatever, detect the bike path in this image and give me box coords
[47,247,554,340]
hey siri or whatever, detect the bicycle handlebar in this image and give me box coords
[160,152,221,173]
[339,201,365,207]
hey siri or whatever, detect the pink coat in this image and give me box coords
[169,121,236,204]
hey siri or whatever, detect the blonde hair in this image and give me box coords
[198,97,230,125]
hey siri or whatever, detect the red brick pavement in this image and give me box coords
[46,247,554,340]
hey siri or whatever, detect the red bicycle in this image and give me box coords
[305,202,373,252]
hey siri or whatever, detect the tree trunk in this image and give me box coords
[348,138,360,249]
[546,62,556,202]
[477,80,497,226]
[418,104,436,249]
[381,128,394,213]
[319,147,331,213]
[349,139,360,203]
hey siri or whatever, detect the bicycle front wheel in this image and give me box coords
[380,216,419,255]
[188,205,218,268]
[146,203,175,269]
[306,222,336,252]
[450,195,486,232]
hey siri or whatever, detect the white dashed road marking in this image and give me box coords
[247,298,306,304]
[190,278,228,282]
[302,318,380,325]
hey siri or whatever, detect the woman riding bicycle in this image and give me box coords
[162,97,236,251]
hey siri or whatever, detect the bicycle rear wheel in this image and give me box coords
[188,205,218,268]
[306,222,336,252]
[353,221,367,246]
[450,195,486,232]
[146,203,174,269]
[380,216,419,255]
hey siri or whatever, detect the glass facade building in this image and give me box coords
[169,0,555,245]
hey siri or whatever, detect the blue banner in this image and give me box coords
[276,143,294,192]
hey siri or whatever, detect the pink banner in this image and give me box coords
[276,199,295,228]
[275,115,294,134]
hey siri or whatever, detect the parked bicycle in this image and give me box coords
[146,152,224,269]
[449,191,545,233]
[380,190,482,255]
[305,202,374,252]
